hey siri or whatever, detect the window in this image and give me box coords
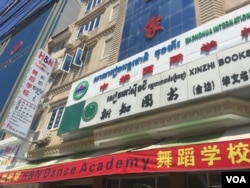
[61,53,73,73]
[47,106,65,129]
[85,0,103,12]
[187,172,221,188]
[51,72,62,87]
[102,38,112,58]
[120,177,155,188]
[106,175,169,188]
[110,4,119,21]
[77,15,101,39]
[81,45,90,64]
[84,46,93,64]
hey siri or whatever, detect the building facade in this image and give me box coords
[1,0,250,187]
[0,0,81,184]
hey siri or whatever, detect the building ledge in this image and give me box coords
[94,97,250,147]
[27,97,250,161]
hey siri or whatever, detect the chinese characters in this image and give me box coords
[157,141,250,169]
[144,16,163,39]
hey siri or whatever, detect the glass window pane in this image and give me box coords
[157,175,169,188]
[86,0,103,11]
[94,15,100,29]
[209,172,221,188]
[81,46,89,64]
[53,106,64,128]
[120,177,154,188]
[86,0,92,11]
[106,179,119,188]
[73,48,83,67]
[94,0,99,7]
[47,109,57,129]
[111,5,119,20]
[61,54,73,73]
[85,22,90,31]
[188,173,208,188]
[89,20,95,31]
[77,26,85,38]
[90,0,95,9]
[102,38,112,58]
[85,46,92,64]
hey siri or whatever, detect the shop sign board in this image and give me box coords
[3,49,55,138]
[58,5,250,134]
[0,138,249,185]
[217,42,250,91]
[0,143,21,171]
[59,42,250,132]
[186,54,222,99]
[159,65,188,107]
[69,5,250,105]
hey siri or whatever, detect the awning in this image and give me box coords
[1,127,250,185]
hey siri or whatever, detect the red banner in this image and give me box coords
[1,138,250,185]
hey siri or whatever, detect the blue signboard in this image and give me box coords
[0,7,52,120]
[118,0,197,61]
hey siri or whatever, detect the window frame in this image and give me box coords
[85,0,103,12]
[110,3,120,21]
[77,15,101,39]
[84,45,93,64]
[106,174,169,188]
[47,105,65,130]
[187,172,222,188]
[102,38,113,59]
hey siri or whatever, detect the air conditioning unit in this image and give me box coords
[78,32,89,41]
[31,130,51,147]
